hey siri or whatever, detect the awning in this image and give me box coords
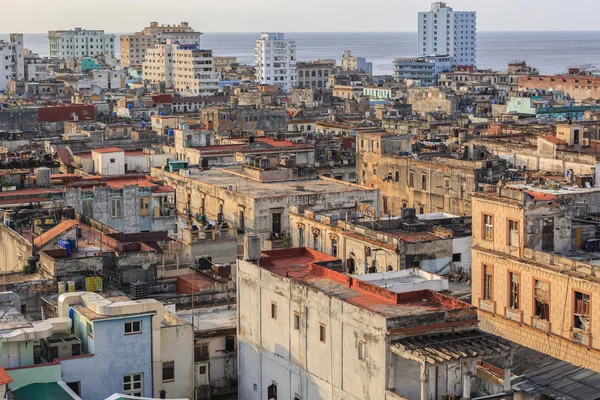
[392,330,512,365]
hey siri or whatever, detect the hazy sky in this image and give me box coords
[3,0,599,33]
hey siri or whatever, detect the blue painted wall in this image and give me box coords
[62,313,154,400]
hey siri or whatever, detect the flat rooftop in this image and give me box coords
[176,305,236,332]
[185,167,373,198]
[258,248,471,319]
[0,306,33,331]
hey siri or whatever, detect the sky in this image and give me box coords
[2,0,600,33]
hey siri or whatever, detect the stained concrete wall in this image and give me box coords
[237,258,389,400]
[0,225,32,274]
[161,312,194,398]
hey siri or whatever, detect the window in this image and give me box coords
[508,220,519,247]
[221,335,233,352]
[194,342,209,361]
[139,197,150,216]
[452,253,462,262]
[409,172,414,188]
[268,383,278,400]
[111,198,122,218]
[86,321,93,338]
[312,232,319,250]
[421,174,427,190]
[358,341,365,360]
[162,361,175,382]
[110,158,116,164]
[483,214,493,240]
[395,171,400,182]
[123,373,143,396]
[298,227,305,247]
[319,323,327,343]
[271,302,277,320]
[293,312,300,330]
[124,320,142,335]
[331,239,338,257]
[199,365,207,374]
[444,177,450,188]
[483,264,493,301]
[534,280,550,321]
[574,291,590,331]
[509,272,520,309]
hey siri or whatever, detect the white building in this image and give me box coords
[143,41,219,97]
[418,2,476,66]
[0,34,24,91]
[92,147,125,176]
[393,55,453,86]
[255,33,297,92]
[48,28,116,60]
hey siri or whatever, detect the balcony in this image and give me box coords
[532,317,550,333]
[479,298,495,314]
[572,330,591,347]
[504,307,523,323]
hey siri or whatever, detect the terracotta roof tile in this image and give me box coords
[0,366,13,386]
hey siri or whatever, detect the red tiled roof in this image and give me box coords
[92,147,124,153]
[539,136,565,145]
[0,197,54,205]
[153,185,175,194]
[527,191,559,201]
[34,219,80,248]
[0,365,13,386]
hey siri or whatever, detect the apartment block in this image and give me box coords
[236,243,512,400]
[143,42,219,96]
[0,34,24,91]
[295,61,335,89]
[48,28,116,60]
[255,33,297,92]
[418,2,476,66]
[472,184,600,374]
[341,50,373,75]
[120,21,202,67]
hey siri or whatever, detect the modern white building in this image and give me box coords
[0,34,24,91]
[143,41,219,96]
[393,55,453,86]
[255,33,296,92]
[418,2,476,66]
[48,28,116,60]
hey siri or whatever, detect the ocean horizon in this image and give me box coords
[3,31,600,76]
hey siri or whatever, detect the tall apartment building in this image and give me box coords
[255,33,296,92]
[120,21,202,67]
[143,41,219,96]
[0,34,24,91]
[418,2,476,66]
[48,28,115,60]
[341,50,373,75]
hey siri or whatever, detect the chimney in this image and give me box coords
[244,235,261,262]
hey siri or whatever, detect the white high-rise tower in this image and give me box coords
[255,33,296,92]
[418,2,476,66]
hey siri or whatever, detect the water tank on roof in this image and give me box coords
[36,167,51,188]
[167,129,174,137]
[141,121,146,128]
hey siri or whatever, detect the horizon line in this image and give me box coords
[3,30,600,35]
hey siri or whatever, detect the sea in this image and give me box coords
[3,31,600,76]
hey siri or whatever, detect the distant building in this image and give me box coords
[341,50,373,75]
[213,56,238,73]
[0,34,24,90]
[143,41,219,97]
[295,61,335,89]
[255,33,297,92]
[120,21,202,67]
[418,2,476,66]
[48,28,116,60]
[393,55,453,86]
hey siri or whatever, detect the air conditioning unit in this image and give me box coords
[42,334,82,361]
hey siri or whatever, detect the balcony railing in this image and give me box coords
[572,330,591,347]
[479,298,495,314]
[504,307,523,323]
[532,317,550,333]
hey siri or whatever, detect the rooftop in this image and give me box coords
[257,248,473,319]
[91,147,124,154]
[34,219,80,248]
[179,167,373,198]
[0,306,32,331]
[175,305,236,333]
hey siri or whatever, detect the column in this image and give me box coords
[420,363,429,400]
[462,361,471,400]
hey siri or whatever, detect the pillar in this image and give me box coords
[462,362,471,400]
[420,363,429,400]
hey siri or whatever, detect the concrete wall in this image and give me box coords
[0,225,32,274]
[63,312,154,400]
[160,313,194,398]
[237,259,388,400]
[6,363,62,389]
